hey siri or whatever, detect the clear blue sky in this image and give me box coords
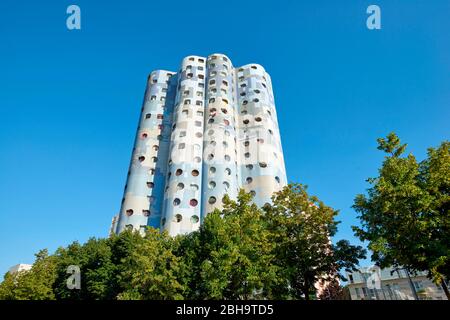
[0,0,449,278]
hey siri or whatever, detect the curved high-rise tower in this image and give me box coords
[112,54,287,236]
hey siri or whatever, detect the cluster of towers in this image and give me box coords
[111,54,287,236]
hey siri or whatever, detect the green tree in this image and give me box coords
[184,190,278,299]
[353,133,450,298]
[117,228,185,300]
[0,249,57,300]
[53,237,117,300]
[265,184,366,300]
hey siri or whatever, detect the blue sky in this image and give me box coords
[0,0,449,278]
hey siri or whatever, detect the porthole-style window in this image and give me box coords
[208,154,214,160]
[250,190,256,196]
[222,98,228,104]
[190,199,198,207]
[241,110,248,115]
[147,182,154,188]
[208,196,217,204]
[221,108,228,114]
[173,198,181,206]
[245,152,250,158]
[145,113,151,119]
[223,141,228,147]
[258,138,264,143]
[243,100,248,105]
[179,143,186,150]
[194,156,201,163]
[152,157,157,163]
[190,183,199,190]
[138,156,145,162]
[259,162,268,168]
[243,119,249,125]
[224,155,231,161]
[224,119,230,126]
[141,132,148,139]
[126,209,134,216]
[175,169,183,176]
[268,129,273,135]
[224,130,230,136]
[253,98,259,103]
[210,167,216,174]
[223,181,230,189]
[177,183,184,190]
[209,98,215,103]
[196,132,203,138]
[142,210,150,217]
[210,141,217,146]
[244,141,250,147]
[209,181,216,189]
[225,168,231,175]
[208,118,214,124]
[240,92,246,96]
[153,145,159,151]
[246,164,254,170]
[190,215,199,224]
[254,89,260,94]
[192,170,199,176]
[161,218,166,225]
[208,130,214,136]
[246,177,253,184]
[255,117,262,122]
[251,66,257,69]
[175,214,182,222]
[275,176,280,183]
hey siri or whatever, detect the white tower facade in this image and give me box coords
[114,54,287,236]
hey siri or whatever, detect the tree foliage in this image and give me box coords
[0,185,365,300]
[264,184,366,299]
[353,133,449,297]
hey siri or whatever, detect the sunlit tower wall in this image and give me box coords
[113,54,287,236]
[201,54,240,218]
[161,56,206,236]
[115,70,177,234]
[235,64,287,208]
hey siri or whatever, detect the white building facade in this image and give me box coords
[113,54,287,236]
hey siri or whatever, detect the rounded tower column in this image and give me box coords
[162,56,207,236]
[235,64,287,208]
[116,70,176,234]
[201,54,239,218]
